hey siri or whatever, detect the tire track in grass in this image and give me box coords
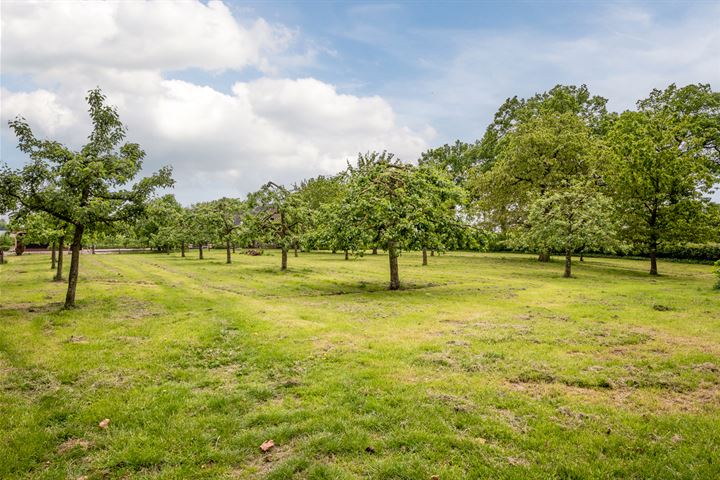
[145,256,485,300]
[134,256,327,347]
[110,256,327,334]
[131,256,523,350]
[143,259,262,298]
[92,254,201,296]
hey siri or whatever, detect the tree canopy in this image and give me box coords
[471,110,598,240]
[337,152,464,289]
[515,181,617,277]
[246,182,308,270]
[604,84,720,274]
[0,88,173,307]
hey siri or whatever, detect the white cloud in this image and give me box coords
[1,0,293,74]
[0,89,76,136]
[4,1,716,202]
[0,0,430,203]
[142,76,427,172]
[1,75,429,203]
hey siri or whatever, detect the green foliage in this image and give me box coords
[295,174,347,250]
[0,88,173,306]
[133,195,184,251]
[205,197,248,261]
[246,182,309,268]
[174,198,247,258]
[471,110,597,233]
[419,140,481,186]
[655,243,720,263]
[209,198,246,242]
[1,89,174,228]
[637,83,720,169]
[344,152,464,253]
[604,84,720,274]
[186,203,216,250]
[513,181,617,275]
[0,232,10,264]
[0,232,12,251]
[315,200,370,256]
[295,174,346,211]
[339,151,464,287]
[491,239,720,264]
[7,211,69,247]
[407,164,469,254]
[175,207,196,249]
[476,84,611,170]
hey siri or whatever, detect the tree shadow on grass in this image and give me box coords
[0,302,65,315]
[303,280,448,297]
[251,266,315,275]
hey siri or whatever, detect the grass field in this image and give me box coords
[1,250,719,479]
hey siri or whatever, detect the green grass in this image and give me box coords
[1,250,719,479]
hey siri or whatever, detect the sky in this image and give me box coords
[1,0,719,205]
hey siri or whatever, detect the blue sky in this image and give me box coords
[1,0,719,203]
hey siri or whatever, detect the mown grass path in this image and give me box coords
[1,250,719,479]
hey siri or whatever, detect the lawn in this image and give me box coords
[1,250,719,479]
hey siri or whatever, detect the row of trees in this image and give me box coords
[123,152,473,291]
[1,83,719,308]
[464,83,720,276]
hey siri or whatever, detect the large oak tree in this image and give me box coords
[471,111,598,261]
[476,84,611,171]
[605,84,720,275]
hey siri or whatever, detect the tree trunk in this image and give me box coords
[344,249,349,260]
[372,247,378,255]
[199,243,204,260]
[51,242,57,270]
[0,249,4,264]
[294,246,298,257]
[91,244,96,254]
[55,236,64,281]
[649,245,658,276]
[538,252,550,262]
[422,246,428,266]
[64,225,84,308]
[232,244,236,254]
[226,239,231,264]
[649,208,659,275]
[564,250,572,278]
[431,250,435,257]
[388,241,400,290]
[281,248,288,270]
[181,241,185,257]
[580,253,584,262]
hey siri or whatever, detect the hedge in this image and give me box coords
[487,239,720,264]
